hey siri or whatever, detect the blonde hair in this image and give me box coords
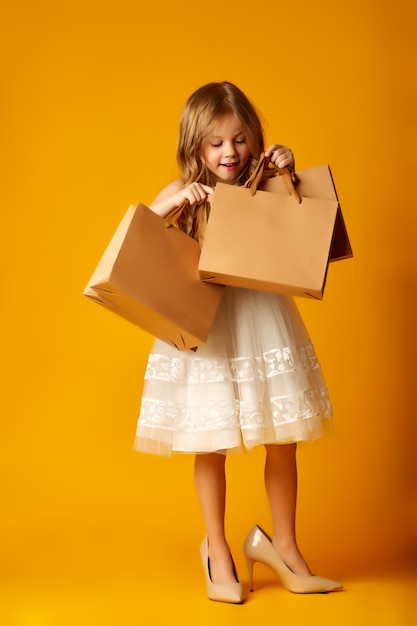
[177,81,265,187]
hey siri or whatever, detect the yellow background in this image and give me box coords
[1,1,415,624]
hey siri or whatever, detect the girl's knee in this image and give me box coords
[265,443,297,463]
[195,452,226,467]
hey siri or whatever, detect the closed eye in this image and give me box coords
[209,138,246,147]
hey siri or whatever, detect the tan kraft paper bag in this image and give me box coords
[84,201,224,351]
[198,155,352,299]
[261,162,352,263]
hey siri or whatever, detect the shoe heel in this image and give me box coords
[243,525,343,595]
[245,554,255,592]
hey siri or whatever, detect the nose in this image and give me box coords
[224,141,237,157]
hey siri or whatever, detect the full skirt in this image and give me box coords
[134,288,332,456]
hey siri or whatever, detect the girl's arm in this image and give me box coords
[149,178,214,217]
[265,144,295,171]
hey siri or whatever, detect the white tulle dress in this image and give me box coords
[134,287,332,456]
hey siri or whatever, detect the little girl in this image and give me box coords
[134,81,342,603]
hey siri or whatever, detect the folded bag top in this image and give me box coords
[198,154,352,300]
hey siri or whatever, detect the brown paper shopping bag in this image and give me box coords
[198,155,351,299]
[261,163,352,262]
[84,202,224,351]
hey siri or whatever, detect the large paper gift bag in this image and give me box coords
[261,163,352,262]
[84,202,224,351]
[198,155,351,300]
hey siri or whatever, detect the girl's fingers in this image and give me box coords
[265,144,294,170]
[275,152,291,167]
[184,183,213,206]
[264,143,278,156]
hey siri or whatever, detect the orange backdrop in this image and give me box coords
[1,0,415,623]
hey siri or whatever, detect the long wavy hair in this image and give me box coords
[177,81,265,186]
[176,82,265,242]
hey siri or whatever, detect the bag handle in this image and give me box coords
[165,199,208,247]
[165,199,190,228]
[245,153,301,203]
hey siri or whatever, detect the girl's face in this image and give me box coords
[202,113,251,184]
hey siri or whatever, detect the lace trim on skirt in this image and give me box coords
[135,367,332,456]
[144,344,321,385]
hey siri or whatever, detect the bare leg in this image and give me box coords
[264,443,312,576]
[194,453,236,584]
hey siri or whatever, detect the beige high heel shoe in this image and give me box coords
[200,537,245,604]
[244,525,343,594]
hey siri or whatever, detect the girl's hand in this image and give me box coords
[149,180,214,217]
[175,182,214,207]
[265,144,295,170]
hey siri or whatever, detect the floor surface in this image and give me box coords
[1,528,414,626]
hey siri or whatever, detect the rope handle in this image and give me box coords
[165,199,190,228]
[245,153,301,203]
[165,198,208,247]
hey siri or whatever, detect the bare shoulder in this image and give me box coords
[151,178,184,203]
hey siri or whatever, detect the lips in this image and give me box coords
[221,162,238,169]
